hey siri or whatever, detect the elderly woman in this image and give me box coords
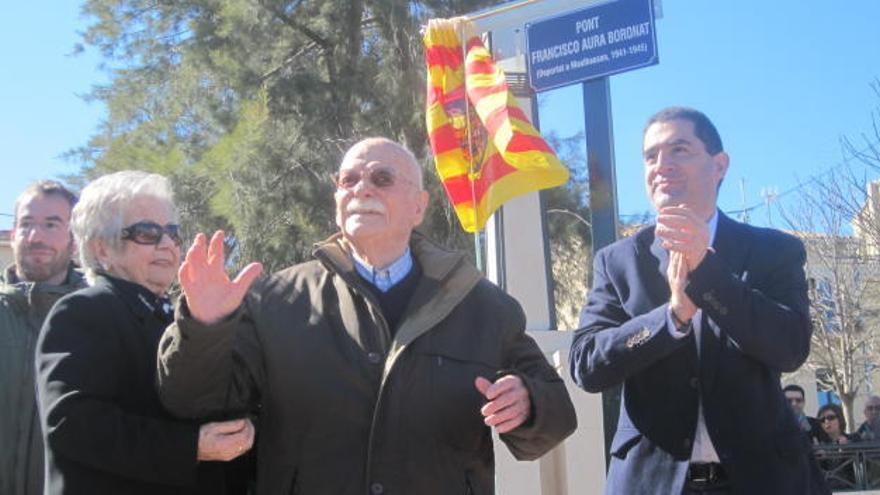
[36,171,254,495]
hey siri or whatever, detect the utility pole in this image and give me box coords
[739,177,749,224]
[760,186,778,226]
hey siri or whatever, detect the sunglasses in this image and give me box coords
[334,167,413,190]
[121,221,182,246]
[819,415,839,423]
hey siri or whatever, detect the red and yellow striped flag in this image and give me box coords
[424,18,569,233]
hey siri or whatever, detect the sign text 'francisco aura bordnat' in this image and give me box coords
[525,0,659,92]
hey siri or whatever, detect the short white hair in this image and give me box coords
[71,171,178,284]
[341,137,424,190]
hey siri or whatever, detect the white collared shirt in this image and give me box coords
[666,209,721,463]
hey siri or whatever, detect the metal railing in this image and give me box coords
[814,442,880,491]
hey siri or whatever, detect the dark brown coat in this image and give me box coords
[158,233,576,495]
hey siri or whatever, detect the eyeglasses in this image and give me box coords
[121,221,182,246]
[819,415,839,423]
[867,405,880,412]
[333,167,414,191]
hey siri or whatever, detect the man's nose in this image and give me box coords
[655,150,675,171]
[26,225,46,243]
[351,177,375,196]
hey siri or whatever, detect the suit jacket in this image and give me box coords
[570,213,829,494]
[35,274,228,495]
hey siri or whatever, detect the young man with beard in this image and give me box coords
[0,181,84,495]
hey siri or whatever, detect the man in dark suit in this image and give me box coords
[570,107,829,494]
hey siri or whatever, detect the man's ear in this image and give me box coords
[713,151,730,185]
[413,190,430,226]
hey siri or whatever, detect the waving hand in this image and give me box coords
[179,231,263,325]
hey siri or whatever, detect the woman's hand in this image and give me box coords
[197,418,255,461]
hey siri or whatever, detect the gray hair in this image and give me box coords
[342,137,425,190]
[71,171,178,284]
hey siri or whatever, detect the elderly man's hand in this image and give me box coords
[179,231,263,325]
[197,418,255,462]
[655,205,711,270]
[475,375,531,434]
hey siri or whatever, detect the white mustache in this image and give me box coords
[347,199,386,215]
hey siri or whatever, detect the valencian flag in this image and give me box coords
[424,17,569,233]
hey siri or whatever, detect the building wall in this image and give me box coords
[788,222,880,436]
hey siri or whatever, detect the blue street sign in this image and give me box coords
[525,0,658,92]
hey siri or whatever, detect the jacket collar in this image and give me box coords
[313,230,483,382]
[1,263,85,300]
[94,272,174,323]
[710,212,751,276]
[2,263,84,287]
[640,210,748,277]
[312,230,478,292]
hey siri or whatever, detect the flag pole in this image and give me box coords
[465,0,543,22]
[460,20,484,273]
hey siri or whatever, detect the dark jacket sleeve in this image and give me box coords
[36,294,199,487]
[684,236,811,372]
[569,247,691,393]
[157,293,265,419]
[496,296,577,461]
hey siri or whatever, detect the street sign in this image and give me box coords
[525,0,658,92]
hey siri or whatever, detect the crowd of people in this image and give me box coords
[784,385,880,489]
[0,107,842,495]
[1,138,576,495]
[784,384,880,446]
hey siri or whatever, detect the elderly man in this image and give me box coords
[570,108,828,494]
[855,396,880,442]
[0,181,84,495]
[157,137,577,494]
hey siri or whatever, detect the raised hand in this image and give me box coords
[656,205,711,270]
[475,375,531,434]
[179,231,263,325]
[196,418,256,462]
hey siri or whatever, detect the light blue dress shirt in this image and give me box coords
[351,248,414,292]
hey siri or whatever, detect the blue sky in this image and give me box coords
[539,0,880,227]
[2,1,880,231]
[0,1,104,229]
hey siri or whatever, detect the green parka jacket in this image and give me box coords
[158,232,576,495]
[0,265,85,495]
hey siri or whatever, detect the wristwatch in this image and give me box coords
[671,310,693,334]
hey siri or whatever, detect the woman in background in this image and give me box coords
[815,403,857,489]
[817,404,854,445]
